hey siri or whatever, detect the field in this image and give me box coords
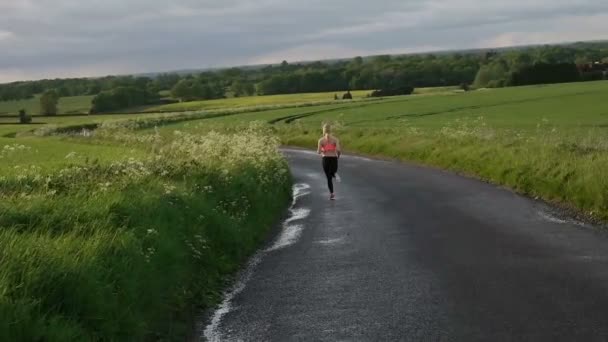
[159,81,608,220]
[0,95,94,116]
[2,80,608,340]
[0,90,377,116]
[141,89,374,112]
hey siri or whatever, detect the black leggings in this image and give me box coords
[322,157,339,193]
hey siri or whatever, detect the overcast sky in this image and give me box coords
[1,0,607,83]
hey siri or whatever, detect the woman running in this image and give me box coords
[317,123,341,200]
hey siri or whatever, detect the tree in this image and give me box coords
[18,109,31,124]
[90,86,150,113]
[575,56,591,66]
[244,82,255,96]
[231,80,245,97]
[473,59,509,88]
[90,91,114,113]
[171,79,194,102]
[87,83,102,95]
[40,90,59,116]
[56,86,71,97]
[170,79,226,101]
[156,73,182,90]
[509,63,581,86]
[373,55,391,64]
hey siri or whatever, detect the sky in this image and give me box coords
[1,0,607,83]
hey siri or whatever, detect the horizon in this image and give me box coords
[2,1,608,84]
[2,40,606,85]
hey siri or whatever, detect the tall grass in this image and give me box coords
[278,117,608,220]
[0,124,291,341]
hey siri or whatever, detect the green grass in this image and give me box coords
[160,80,608,221]
[0,112,177,138]
[0,124,291,340]
[0,88,453,117]
[0,136,144,174]
[142,90,373,112]
[413,86,461,95]
[0,95,94,116]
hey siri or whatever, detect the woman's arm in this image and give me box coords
[317,139,322,155]
[336,138,342,158]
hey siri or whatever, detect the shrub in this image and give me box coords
[18,109,32,124]
[40,90,59,116]
[370,86,415,97]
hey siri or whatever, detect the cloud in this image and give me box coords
[0,0,607,82]
[0,30,16,42]
[477,14,608,48]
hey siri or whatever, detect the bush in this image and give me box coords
[486,79,506,88]
[91,86,159,113]
[580,71,605,82]
[370,86,415,97]
[18,109,31,124]
[473,60,510,88]
[40,90,59,116]
[508,63,581,86]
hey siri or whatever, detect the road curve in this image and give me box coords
[200,148,608,341]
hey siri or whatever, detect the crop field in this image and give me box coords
[142,89,373,112]
[159,80,608,221]
[0,90,377,116]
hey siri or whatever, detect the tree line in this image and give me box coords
[2,42,608,114]
[473,44,608,88]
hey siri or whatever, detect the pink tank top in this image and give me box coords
[322,139,337,152]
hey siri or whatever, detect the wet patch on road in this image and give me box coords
[201,183,311,341]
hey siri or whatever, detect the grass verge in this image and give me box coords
[0,125,291,341]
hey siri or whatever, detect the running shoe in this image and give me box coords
[335,173,341,183]
[330,193,335,200]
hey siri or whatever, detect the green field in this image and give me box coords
[0,90,376,116]
[142,90,373,112]
[0,95,94,116]
[163,82,605,130]
[158,81,608,221]
[2,80,608,340]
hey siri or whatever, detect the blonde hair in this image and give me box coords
[322,123,331,135]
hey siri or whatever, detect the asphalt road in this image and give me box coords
[201,148,608,341]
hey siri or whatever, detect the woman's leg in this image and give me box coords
[322,157,334,194]
[332,157,339,178]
